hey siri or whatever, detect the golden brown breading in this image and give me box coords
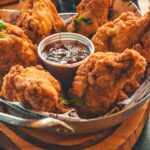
[1,65,68,113]
[125,29,150,96]
[67,0,112,37]
[118,72,145,101]
[116,90,128,102]
[0,20,38,77]
[17,0,65,44]
[123,78,141,96]
[142,29,150,48]
[92,11,150,52]
[92,12,150,99]
[69,49,146,118]
[134,29,150,62]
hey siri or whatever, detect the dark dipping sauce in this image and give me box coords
[42,40,90,64]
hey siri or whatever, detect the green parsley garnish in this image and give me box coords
[58,95,84,107]
[58,96,69,105]
[0,36,5,39]
[0,22,4,30]
[74,16,93,26]
[74,16,92,32]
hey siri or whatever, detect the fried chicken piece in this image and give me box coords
[17,0,65,44]
[120,40,149,100]
[142,29,150,49]
[69,49,146,118]
[0,20,38,80]
[91,11,150,102]
[67,0,112,37]
[134,28,150,62]
[92,11,150,52]
[123,29,150,97]
[1,65,68,113]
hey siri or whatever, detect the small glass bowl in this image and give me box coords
[38,32,94,88]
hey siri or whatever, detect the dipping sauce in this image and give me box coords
[42,40,90,64]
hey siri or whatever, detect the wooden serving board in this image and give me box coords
[0,0,18,6]
[0,101,149,150]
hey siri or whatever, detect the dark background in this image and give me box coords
[55,0,139,12]
[134,117,150,150]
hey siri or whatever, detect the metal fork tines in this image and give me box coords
[0,111,74,134]
[0,98,74,134]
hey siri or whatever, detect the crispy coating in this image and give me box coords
[67,0,112,37]
[116,90,128,102]
[134,28,150,62]
[92,12,150,52]
[117,72,144,101]
[17,0,65,44]
[124,76,142,95]
[1,65,68,113]
[116,74,144,102]
[0,20,38,77]
[124,29,150,97]
[124,30,150,96]
[92,12,150,99]
[142,29,150,49]
[69,49,146,118]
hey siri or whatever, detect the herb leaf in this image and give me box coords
[58,95,84,107]
[0,22,4,30]
[74,16,92,32]
[58,96,69,105]
[0,36,5,38]
[74,16,93,26]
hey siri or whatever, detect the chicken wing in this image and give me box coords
[0,20,38,79]
[67,0,112,37]
[69,49,146,118]
[1,65,68,113]
[17,0,65,44]
[92,11,150,52]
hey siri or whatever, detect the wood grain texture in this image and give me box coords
[0,102,149,150]
[0,3,18,9]
[7,125,115,149]
[86,101,150,150]
[0,0,18,6]
[0,124,42,150]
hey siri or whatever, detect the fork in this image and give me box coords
[0,99,74,134]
